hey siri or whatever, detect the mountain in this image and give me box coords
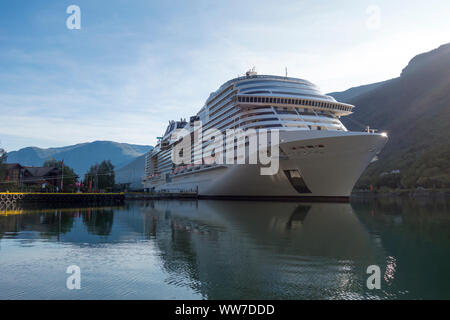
[328,80,390,102]
[115,154,146,190]
[329,43,450,189]
[6,141,152,176]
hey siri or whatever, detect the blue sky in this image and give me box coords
[1,0,449,151]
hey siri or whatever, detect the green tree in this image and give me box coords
[43,158,59,168]
[0,148,6,179]
[0,148,7,190]
[43,158,78,192]
[85,160,115,192]
[82,209,114,235]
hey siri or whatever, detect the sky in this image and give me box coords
[0,0,449,151]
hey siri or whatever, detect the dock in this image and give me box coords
[124,192,198,200]
[0,192,125,209]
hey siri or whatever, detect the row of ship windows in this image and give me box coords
[209,104,338,131]
[146,138,330,174]
[240,112,339,125]
[237,96,351,111]
[206,110,342,134]
[240,107,339,122]
[234,79,312,88]
[274,107,338,119]
[208,88,235,112]
[240,119,336,131]
[207,85,234,106]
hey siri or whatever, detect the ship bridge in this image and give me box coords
[198,71,353,133]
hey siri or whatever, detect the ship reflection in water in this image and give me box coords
[0,199,449,299]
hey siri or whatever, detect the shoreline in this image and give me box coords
[351,189,450,199]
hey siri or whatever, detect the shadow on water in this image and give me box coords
[0,198,449,299]
[141,201,378,299]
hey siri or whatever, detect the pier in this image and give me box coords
[0,192,125,209]
[124,191,198,200]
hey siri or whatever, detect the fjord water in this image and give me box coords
[0,199,449,300]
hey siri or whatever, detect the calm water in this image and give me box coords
[0,198,449,300]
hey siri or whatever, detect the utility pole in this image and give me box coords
[60,160,64,192]
[95,166,99,192]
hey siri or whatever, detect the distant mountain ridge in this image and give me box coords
[6,141,152,176]
[328,79,391,103]
[329,42,450,188]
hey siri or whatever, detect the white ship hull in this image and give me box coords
[144,130,387,199]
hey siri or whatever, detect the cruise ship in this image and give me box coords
[143,70,387,200]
